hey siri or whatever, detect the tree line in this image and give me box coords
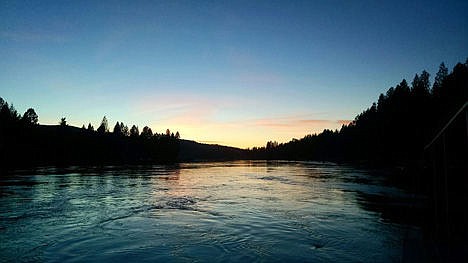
[248,59,467,167]
[248,60,467,242]
[75,116,180,140]
[1,59,466,168]
[0,101,180,168]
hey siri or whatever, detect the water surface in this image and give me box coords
[0,161,415,262]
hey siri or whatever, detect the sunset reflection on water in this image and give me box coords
[1,161,407,262]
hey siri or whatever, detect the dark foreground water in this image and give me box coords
[0,161,418,262]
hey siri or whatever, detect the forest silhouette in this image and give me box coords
[0,104,180,168]
[246,59,468,247]
[1,59,467,168]
[1,58,466,260]
[249,60,467,167]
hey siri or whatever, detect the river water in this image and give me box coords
[0,161,416,262]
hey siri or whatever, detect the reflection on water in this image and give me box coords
[1,161,413,262]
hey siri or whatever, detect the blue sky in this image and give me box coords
[1,0,467,148]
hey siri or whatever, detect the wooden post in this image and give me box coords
[442,133,449,244]
[432,146,438,238]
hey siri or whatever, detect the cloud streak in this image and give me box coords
[251,116,348,130]
[336,119,352,125]
[131,93,352,148]
[1,31,68,43]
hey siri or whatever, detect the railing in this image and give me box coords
[423,101,468,259]
[424,101,468,151]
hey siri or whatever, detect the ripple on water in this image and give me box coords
[1,162,409,262]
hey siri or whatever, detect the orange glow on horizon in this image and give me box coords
[151,118,351,149]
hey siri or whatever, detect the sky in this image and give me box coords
[1,0,467,148]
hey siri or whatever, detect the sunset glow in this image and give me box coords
[1,0,467,148]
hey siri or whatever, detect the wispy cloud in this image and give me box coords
[252,116,332,129]
[135,93,225,125]
[336,119,352,125]
[225,48,284,87]
[132,93,349,148]
[226,48,260,68]
[236,71,283,86]
[0,31,68,43]
[198,140,223,144]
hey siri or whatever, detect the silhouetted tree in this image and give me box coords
[22,108,38,125]
[0,98,9,122]
[122,124,129,136]
[97,116,109,133]
[87,123,94,131]
[433,63,448,96]
[7,103,20,120]
[411,70,431,97]
[113,121,122,135]
[82,124,86,129]
[141,126,153,139]
[166,129,171,136]
[0,98,22,125]
[60,117,67,126]
[130,125,139,137]
[266,141,278,149]
[175,131,180,139]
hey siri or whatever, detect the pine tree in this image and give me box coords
[22,108,38,125]
[97,116,109,133]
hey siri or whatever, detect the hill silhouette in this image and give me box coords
[178,140,247,162]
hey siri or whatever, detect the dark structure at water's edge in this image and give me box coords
[420,102,468,261]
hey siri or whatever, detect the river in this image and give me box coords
[0,161,418,262]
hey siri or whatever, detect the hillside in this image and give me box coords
[178,139,247,162]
